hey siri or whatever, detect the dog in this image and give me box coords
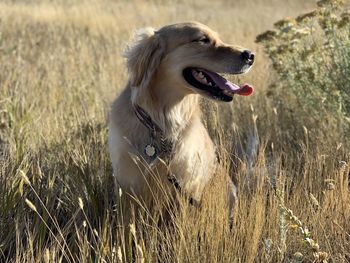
[108,21,254,218]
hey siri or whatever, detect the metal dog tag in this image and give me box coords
[144,144,157,158]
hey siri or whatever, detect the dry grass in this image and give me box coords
[0,0,349,262]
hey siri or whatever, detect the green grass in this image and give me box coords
[256,0,350,148]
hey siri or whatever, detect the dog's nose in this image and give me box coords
[241,50,255,65]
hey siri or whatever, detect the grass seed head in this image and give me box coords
[44,249,50,263]
[130,223,136,238]
[117,246,123,262]
[25,198,37,213]
[78,197,84,209]
[310,193,320,208]
[19,170,30,185]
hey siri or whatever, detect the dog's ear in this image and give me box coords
[124,28,164,91]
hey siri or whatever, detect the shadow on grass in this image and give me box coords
[0,120,117,261]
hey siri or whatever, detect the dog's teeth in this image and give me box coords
[223,90,232,96]
[208,82,212,86]
[202,77,207,84]
[198,72,204,78]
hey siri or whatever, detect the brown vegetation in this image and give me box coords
[0,0,349,262]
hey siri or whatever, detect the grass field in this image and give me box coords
[0,0,349,262]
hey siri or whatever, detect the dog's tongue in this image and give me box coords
[202,69,253,96]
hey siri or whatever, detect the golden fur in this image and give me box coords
[108,22,253,216]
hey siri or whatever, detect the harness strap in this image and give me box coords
[133,104,173,155]
[134,105,162,138]
[168,173,199,207]
[133,104,197,206]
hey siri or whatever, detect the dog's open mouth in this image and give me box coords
[183,67,253,102]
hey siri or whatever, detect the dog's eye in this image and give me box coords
[193,36,210,44]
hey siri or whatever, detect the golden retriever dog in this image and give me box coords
[108,21,254,218]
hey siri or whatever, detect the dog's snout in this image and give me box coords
[241,50,255,65]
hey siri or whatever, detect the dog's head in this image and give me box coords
[125,22,254,103]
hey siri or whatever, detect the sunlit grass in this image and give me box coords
[256,0,350,149]
[0,0,349,262]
